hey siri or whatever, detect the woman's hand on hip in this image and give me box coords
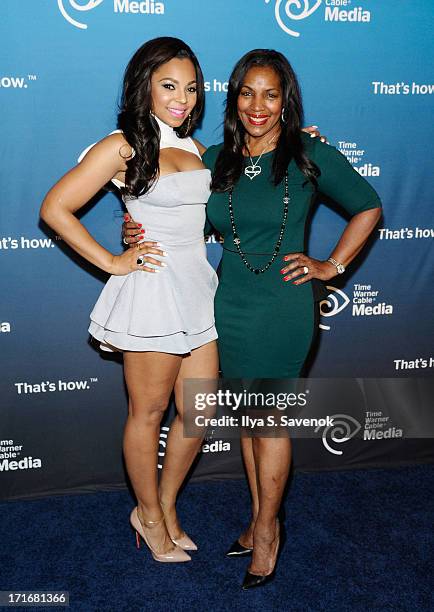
[110,241,166,275]
[280,253,335,285]
[122,213,144,247]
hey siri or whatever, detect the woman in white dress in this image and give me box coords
[40,37,219,563]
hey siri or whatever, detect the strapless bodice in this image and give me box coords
[124,168,211,247]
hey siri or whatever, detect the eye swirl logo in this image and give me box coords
[58,0,104,30]
[264,0,322,38]
[315,414,361,455]
[319,286,350,331]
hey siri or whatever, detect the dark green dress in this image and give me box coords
[202,135,381,378]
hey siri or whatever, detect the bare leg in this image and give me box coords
[237,436,260,548]
[249,437,291,575]
[123,350,182,554]
[159,340,219,540]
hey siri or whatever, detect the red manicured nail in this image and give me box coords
[141,230,145,234]
[124,214,129,221]
[280,268,286,274]
[138,223,142,228]
[284,275,290,281]
[283,256,289,261]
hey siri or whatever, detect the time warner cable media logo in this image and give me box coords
[58,0,165,29]
[316,404,406,456]
[0,439,42,472]
[315,414,361,455]
[320,283,394,331]
[264,0,371,38]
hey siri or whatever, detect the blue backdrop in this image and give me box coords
[1,1,433,499]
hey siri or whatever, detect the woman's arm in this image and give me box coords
[281,207,382,283]
[281,139,382,283]
[323,207,382,271]
[41,134,165,274]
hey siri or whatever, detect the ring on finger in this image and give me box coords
[137,255,146,266]
[303,266,309,274]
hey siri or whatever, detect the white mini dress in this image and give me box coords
[83,117,218,354]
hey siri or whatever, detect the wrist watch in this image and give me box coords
[327,257,345,274]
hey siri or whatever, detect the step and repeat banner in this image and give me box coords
[1,1,433,499]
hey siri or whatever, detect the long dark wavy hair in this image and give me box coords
[118,37,204,197]
[211,49,319,192]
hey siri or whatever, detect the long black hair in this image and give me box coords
[118,37,204,198]
[211,49,319,192]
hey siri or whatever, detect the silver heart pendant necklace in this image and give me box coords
[244,134,278,180]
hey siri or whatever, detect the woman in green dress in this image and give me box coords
[124,49,382,588]
[205,49,381,589]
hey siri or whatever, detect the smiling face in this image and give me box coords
[151,57,198,127]
[237,65,283,145]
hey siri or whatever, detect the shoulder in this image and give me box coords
[301,132,347,169]
[201,142,224,170]
[300,130,324,157]
[102,131,134,161]
[78,131,133,167]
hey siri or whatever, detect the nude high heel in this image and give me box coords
[171,533,198,552]
[159,500,198,551]
[130,507,191,563]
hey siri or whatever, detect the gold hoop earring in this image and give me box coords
[184,114,192,136]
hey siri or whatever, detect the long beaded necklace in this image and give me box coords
[228,171,289,275]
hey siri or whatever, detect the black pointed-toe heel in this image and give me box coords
[226,540,253,558]
[241,520,284,589]
[242,569,275,590]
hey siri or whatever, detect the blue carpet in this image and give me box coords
[1,465,433,612]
